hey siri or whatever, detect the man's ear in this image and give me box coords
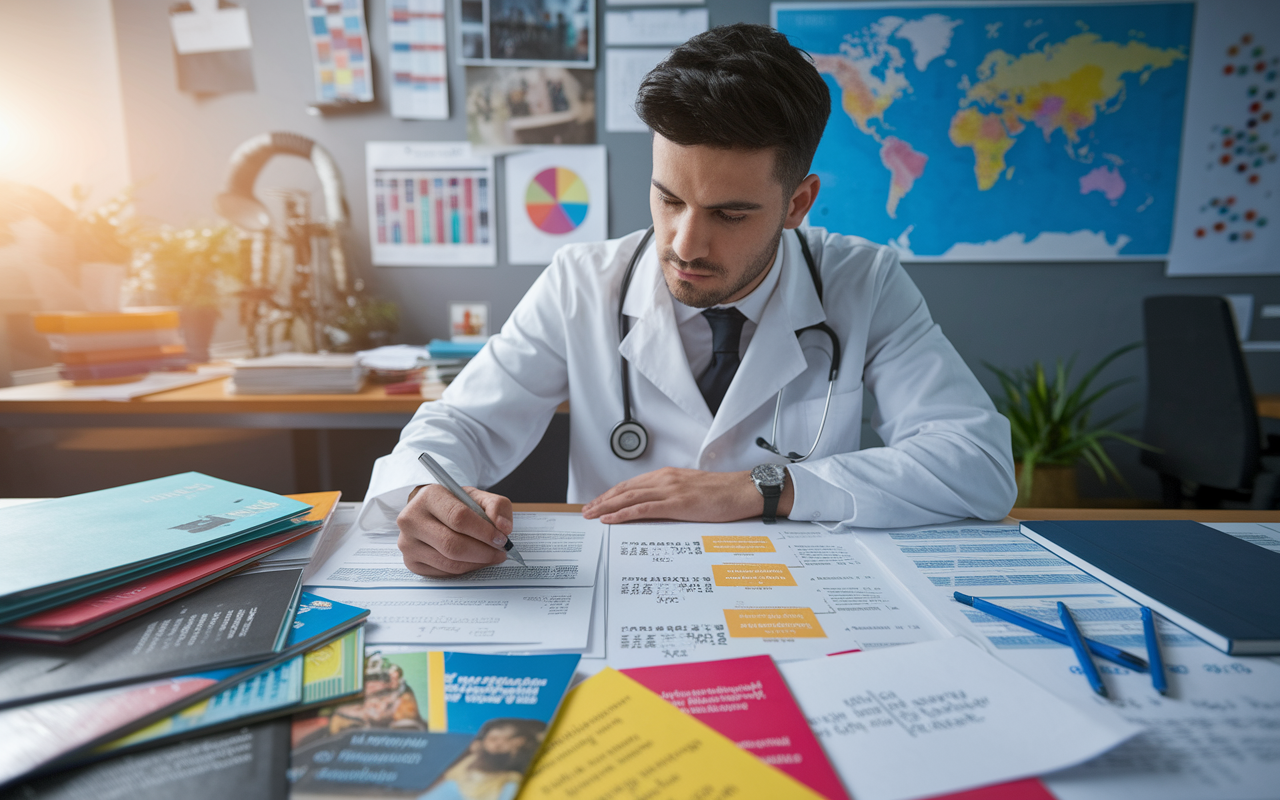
[783,174,821,229]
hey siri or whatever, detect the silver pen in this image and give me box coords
[416,451,527,566]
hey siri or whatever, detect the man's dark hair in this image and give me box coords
[635,23,831,191]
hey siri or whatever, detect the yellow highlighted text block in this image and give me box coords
[724,608,827,638]
[713,563,796,586]
[702,535,776,553]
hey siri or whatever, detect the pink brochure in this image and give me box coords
[622,655,850,800]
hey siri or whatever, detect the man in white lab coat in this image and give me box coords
[369,24,1017,577]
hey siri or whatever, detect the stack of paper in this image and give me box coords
[229,353,366,394]
[305,508,604,654]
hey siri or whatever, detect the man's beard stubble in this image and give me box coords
[661,224,783,309]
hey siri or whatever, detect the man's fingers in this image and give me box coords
[468,488,514,537]
[421,485,507,547]
[398,527,506,576]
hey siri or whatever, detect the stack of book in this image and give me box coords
[33,310,189,383]
[229,353,366,394]
[0,475,368,788]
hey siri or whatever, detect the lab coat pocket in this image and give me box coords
[778,382,864,459]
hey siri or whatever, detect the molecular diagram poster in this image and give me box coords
[1168,0,1280,275]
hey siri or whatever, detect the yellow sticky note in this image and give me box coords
[517,668,822,800]
[724,608,827,638]
[712,563,797,586]
[702,535,776,553]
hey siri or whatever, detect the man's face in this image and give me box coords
[649,135,807,308]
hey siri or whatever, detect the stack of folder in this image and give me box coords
[33,309,190,383]
[0,475,370,788]
[229,353,366,394]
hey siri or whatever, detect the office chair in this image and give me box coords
[1141,295,1280,509]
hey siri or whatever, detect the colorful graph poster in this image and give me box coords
[303,0,374,104]
[773,3,1193,261]
[366,142,497,267]
[503,145,608,265]
[388,0,449,120]
[1168,0,1280,275]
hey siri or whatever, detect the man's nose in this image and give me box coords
[670,211,711,264]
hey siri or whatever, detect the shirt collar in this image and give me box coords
[669,240,784,324]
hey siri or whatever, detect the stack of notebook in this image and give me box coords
[229,353,366,394]
[33,309,189,383]
[0,475,369,788]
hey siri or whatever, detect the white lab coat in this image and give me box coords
[366,227,1017,527]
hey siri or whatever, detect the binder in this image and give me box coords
[1019,520,1280,655]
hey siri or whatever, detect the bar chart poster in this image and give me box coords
[366,142,497,266]
[504,145,608,265]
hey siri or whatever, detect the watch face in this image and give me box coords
[752,463,785,486]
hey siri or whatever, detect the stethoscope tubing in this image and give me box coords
[613,227,841,462]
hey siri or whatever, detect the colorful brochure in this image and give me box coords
[0,472,312,624]
[290,651,579,799]
[623,655,848,800]
[520,668,824,799]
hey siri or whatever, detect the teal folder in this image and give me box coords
[0,473,311,624]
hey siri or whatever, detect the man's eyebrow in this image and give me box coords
[651,179,763,211]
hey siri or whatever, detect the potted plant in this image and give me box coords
[985,343,1154,507]
[130,223,242,362]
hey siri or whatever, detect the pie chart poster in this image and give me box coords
[504,145,608,265]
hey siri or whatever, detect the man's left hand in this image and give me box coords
[582,467,794,524]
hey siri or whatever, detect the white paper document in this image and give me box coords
[779,638,1141,800]
[307,511,604,589]
[606,521,947,668]
[605,48,668,132]
[604,9,708,46]
[170,0,252,55]
[314,586,593,649]
[858,524,1280,800]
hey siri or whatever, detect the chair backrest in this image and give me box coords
[1141,295,1260,491]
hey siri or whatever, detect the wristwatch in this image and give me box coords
[750,464,787,524]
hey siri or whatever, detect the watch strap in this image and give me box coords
[760,483,781,524]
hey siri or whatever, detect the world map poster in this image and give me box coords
[773,2,1194,261]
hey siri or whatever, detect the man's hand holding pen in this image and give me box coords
[397,483,514,577]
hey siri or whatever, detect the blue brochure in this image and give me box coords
[0,473,311,622]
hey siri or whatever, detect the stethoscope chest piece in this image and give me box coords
[610,419,649,460]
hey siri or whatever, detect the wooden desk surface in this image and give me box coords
[1258,393,1280,420]
[0,376,435,416]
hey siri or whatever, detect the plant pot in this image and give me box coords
[1014,463,1080,508]
[180,306,220,364]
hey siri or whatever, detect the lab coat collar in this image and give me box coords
[619,236,714,426]
[618,228,828,440]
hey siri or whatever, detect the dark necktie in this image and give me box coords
[697,307,747,416]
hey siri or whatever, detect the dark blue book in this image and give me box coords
[1020,520,1280,655]
[0,568,305,710]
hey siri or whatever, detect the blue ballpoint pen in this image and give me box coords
[1059,601,1108,698]
[1141,606,1169,696]
[953,592,1148,672]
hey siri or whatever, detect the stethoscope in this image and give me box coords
[610,227,842,462]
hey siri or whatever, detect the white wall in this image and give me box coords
[0,0,131,209]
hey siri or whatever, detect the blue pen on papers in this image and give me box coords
[953,592,1147,672]
[1059,601,1107,698]
[416,451,527,567]
[1141,606,1168,696]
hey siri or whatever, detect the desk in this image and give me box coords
[0,377,437,492]
[1257,393,1280,420]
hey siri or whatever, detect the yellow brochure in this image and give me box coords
[517,667,823,800]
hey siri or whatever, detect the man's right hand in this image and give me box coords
[396,484,514,576]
